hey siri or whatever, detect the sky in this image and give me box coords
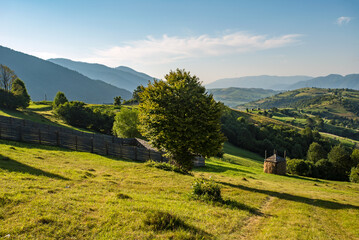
[0,0,358,84]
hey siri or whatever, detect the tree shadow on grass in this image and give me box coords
[144,210,212,239]
[193,162,254,175]
[218,181,359,210]
[0,154,69,180]
[286,174,325,183]
[220,198,264,216]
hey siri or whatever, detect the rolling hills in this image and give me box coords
[48,58,153,92]
[208,87,280,107]
[205,75,312,90]
[240,88,359,118]
[0,46,132,103]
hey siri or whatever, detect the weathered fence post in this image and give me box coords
[105,143,109,155]
[56,131,60,146]
[75,136,78,151]
[38,129,42,144]
[134,146,137,161]
[18,126,23,142]
[119,141,123,157]
[148,149,151,160]
[91,137,94,153]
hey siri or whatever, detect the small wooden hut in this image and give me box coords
[263,151,286,175]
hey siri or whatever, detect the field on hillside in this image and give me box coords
[1,140,358,239]
[0,102,133,134]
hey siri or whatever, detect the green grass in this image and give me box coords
[0,140,358,239]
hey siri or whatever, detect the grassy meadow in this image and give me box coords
[0,140,358,239]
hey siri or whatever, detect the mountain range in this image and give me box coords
[48,58,153,92]
[0,46,135,103]
[206,74,359,91]
[205,75,313,90]
[288,74,359,90]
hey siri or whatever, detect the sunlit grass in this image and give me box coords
[0,139,358,239]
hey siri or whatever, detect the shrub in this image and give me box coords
[11,78,30,108]
[52,91,68,109]
[315,159,335,179]
[307,142,327,163]
[349,166,359,183]
[143,211,185,231]
[112,108,140,138]
[54,101,92,128]
[328,145,352,180]
[287,159,316,177]
[191,178,222,202]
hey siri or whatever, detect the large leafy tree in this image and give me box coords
[139,69,225,170]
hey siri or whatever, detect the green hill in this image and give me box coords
[241,88,359,119]
[0,46,132,103]
[239,88,359,141]
[0,139,358,239]
[208,87,280,107]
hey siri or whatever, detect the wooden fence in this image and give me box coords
[0,115,205,167]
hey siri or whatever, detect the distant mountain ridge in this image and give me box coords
[48,58,154,91]
[287,74,359,90]
[206,75,313,90]
[0,46,132,103]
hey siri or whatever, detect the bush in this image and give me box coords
[287,159,317,177]
[349,166,359,183]
[143,211,185,231]
[52,91,68,109]
[328,145,352,180]
[54,101,92,128]
[307,142,327,163]
[11,78,30,108]
[191,178,222,202]
[112,108,140,138]
[314,159,334,179]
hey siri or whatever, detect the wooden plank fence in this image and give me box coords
[0,115,205,167]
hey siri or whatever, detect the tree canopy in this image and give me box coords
[138,69,224,170]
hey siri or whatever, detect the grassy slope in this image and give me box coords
[0,102,128,134]
[0,140,358,239]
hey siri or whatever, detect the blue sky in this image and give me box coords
[1,0,358,83]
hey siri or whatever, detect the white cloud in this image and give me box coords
[336,16,352,25]
[82,32,302,66]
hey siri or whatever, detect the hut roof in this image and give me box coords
[265,154,286,163]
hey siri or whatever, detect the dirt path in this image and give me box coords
[239,196,275,239]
